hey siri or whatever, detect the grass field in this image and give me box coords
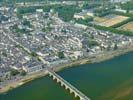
[118,21,133,32]
[93,14,129,27]
[94,17,108,23]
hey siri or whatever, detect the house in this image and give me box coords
[0,68,11,80]
[115,9,127,13]
[74,23,87,29]
[24,64,43,74]
[36,9,43,13]
[23,58,44,74]
[74,13,85,19]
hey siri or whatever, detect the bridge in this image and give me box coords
[47,69,91,100]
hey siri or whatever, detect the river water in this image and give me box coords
[0,52,133,100]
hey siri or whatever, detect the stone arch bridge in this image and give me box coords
[47,69,91,100]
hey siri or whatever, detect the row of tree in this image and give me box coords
[74,16,93,25]
[94,5,115,17]
[17,4,81,22]
[120,1,133,13]
[111,18,133,28]
[89,23,133,36]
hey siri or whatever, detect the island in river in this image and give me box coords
[0,50,133,100]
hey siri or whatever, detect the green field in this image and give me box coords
[118,21,133,32]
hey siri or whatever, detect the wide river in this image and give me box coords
[0,52,133,100]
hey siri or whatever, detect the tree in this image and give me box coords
[10,69,20,76]
[22,19,32,27]
[58,51,65,59]
[31,52,38,57]
[42,26,52,32]
[0,78,2,82]
[88,39,99,47]
[75,16,93,25]
[2,52,7,57]
[121,1,133,13]
[114,43,118,50]
[20,70,27,76]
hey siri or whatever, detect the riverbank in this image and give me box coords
[53,45,133,72]
[0,45,133,94]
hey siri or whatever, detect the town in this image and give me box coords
[0,0,133,94]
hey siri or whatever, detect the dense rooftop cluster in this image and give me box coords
[0,0,133,87]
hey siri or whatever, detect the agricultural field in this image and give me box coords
[93,14,129,27]
[118,21,133,32]
[94,16,108,23]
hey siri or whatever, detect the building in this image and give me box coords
[0,68,11,80]
[23,58,44,74]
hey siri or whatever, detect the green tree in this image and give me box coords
[10,69,20,76]
[31,52,38,57]
[114,43,118,50]
[58,51,65,59]
[20,70,27,76]
[22,19,32,27]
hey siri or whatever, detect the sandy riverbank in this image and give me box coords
[0,46,133,94]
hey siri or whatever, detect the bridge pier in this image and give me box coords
[57,79,60,83]
[74,93,78,98]
[80,97,85,100]
[53,76,56,80]
[65,85,69,90]
[69,89,73,94]
[49,74,52,77]
[61,82,64,87]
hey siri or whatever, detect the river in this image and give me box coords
[0,52,133,100]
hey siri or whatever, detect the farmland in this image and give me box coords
[93,14,129,27]
[118,21,133,32]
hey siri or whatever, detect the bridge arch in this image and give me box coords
[70,91,75,96]
[54,78,58,82]
[66,87,71,92]
[75,95,80,100]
